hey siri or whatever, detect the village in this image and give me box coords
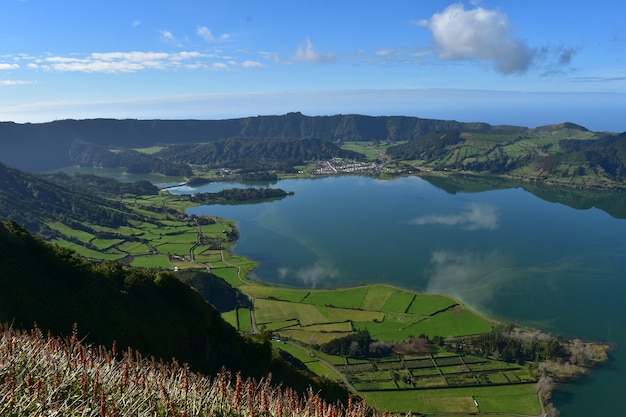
[310,158,383,175]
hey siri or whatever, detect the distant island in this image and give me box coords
[1,113,625,190]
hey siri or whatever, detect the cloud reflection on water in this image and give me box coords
[425,250,515,310]
[277,261,339,288]
[408,202,499,230]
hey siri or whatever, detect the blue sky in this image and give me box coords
[1,0,625,131]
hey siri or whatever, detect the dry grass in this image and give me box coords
[0,323,403,417]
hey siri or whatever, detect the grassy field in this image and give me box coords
[363,383,540,415]
[227,280,542,414]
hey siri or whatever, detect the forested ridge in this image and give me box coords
[0,162,153,235]
[0,113,513,172]
[2,112,626,189]
[155,137,363,170]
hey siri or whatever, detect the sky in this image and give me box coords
[1,0,625,131]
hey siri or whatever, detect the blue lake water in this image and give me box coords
[171,175,626,416]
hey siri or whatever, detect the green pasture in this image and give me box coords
[408,306,494,337]
[363,383,539,415]
[406,294,458,316]
[47,221,95,242]
[221,310,238,328]
[410,367,441,377]
[130,255,172,269]
[263,319,300,331]
[237,308,252,332]
[118,241,151,255]
[271,341,315,363]
[300,322,353,333]
[353,317,424,342]
[239,285,309,302]
[302,286,370,309]
[360,285,398,310]
[50,238,123,260]
[90,238,123,250]
[313,350,348,366]
[153,243,193,256]
[305,361,341,381]
[320,306,384,323]
[211,267,242,287]
[281,329,350,345]
[339,141,393,161]
[380,290,415,313]
[133,146,165,154]
[254,299,328,326]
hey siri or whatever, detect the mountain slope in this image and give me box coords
[0,162,157,235]
[0,220,349,400]
[0,114,513,172]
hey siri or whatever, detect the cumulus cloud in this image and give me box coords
[197,26,230,43]
[408,202,499,231]
[159,30,183,47]
[294,37,335,63]
[197,26,216,42]
[418,3,535,74]
[0,63,19,70]
[278,262,339,288]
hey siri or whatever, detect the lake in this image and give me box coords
[171,175,626,416]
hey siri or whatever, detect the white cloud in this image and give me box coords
[260,51,281,63]
[197,26,215,42]
[408,202,499,231]
[197,26,229,43]
[0,79,33,86]
[419,3,534,74]
[132,20,141,28]
[159,30,183,47]
[0,63,19,70]
[241,60,265,69]
[294,37,335,63]
[27,51,210,73]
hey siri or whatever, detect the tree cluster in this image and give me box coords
[185,187,293,204]
[156,137,364,169]
[452,324,566,364]
[69,140,192,177]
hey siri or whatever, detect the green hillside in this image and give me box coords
[1,113,624,188]
[0,220,348,401]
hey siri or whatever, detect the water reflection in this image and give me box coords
[408,202,500,230]
[277,261,340,288]
[420,174,626,219]
[424,250,515,309]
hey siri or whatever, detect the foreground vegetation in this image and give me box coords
[0,325,375,417]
